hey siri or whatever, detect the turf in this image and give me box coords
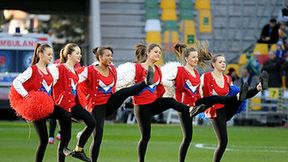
[0,121,287,162]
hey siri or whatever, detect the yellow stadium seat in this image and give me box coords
[225,64,240,76]
[146,31,162,44]
[180,20,196,33]
[270,44,277,51]
[253,43,268,55]
[161,9,177,21]
[251,97,261,110]
[238,53,248,65]
[163,31,179,43]
[160,0,176,9]
[195,0,211,10]
[199,10,212,33]
[179,20,197,46]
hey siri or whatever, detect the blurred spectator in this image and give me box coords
[278,21,288,48]
[258,18,279,45]
[234,67,259,88]
[277,0,288,25]
[226,67,239,82]
[246,53,261,78]
[282,56,288,88]
[262,52,283,88]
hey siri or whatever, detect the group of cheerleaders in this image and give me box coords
[9,41,268,162]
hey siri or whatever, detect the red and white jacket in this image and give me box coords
[175,67,201,106]
[199,72,232,118]
[133,64,165,105]
[78,64,117,112]
[49,64,79,112]
[162,65,200,106]
[13,65,53,97]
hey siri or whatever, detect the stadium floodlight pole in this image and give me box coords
[89,0,101,65]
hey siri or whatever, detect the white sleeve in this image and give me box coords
[78,67,88,83]
[48,64,59,85]
[161,62,181,87]
[162,67,177,87]
[12,67,32,97]
[116,62,136,90]
[199,74,205,98]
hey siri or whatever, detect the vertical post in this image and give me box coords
[89,0,101,64]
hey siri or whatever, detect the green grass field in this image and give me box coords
[0,121,287,162]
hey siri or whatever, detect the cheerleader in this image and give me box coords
[77,46,155,162]
[199,54,268,162]
[49,43,95,162]
[9,43,57,162]
[162,42,251,162]
[117,43,205,162]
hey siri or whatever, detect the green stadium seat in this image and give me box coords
[145,0,158,9]
[145,8,160,19]
[179,0,194,9]
[179,9,194,20]
[163,21,178,31]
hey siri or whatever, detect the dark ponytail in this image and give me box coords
[197,41,213,68]
[60,43,79,63]
[135,43,161,63]
[135,44,147,63]
[31,43,51,65]
[173,43,188,64]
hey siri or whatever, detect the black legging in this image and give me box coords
[33,119,49,162]
[33,106,71,162]
[210,88,259,162]
[177,87,260,162]
[49,118,57,138]
[71,104,96,148]
[90,81,148,162]
[134,97,190,162]
[178,112,193,162]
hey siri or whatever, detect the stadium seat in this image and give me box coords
[180,20,196,33]
[226,64,240,76]
[160,0,176,9]
[145,8,160,19]
[179,9,194,20]
[163,30,179,43]
[238,53,248,65]
[145,0,158,9]
[179,0,194,9]
[250,97,262,110]
[163,21,178,31]
[161,9,177,21]
[195,0,211,10]
[253,43,268,55]
[199,10,212,33]
[180,20,197,46]
[145,19,161,32]
[146,31,161,44]
[255,55,269,64]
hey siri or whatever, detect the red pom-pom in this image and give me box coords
[9,87,54,121]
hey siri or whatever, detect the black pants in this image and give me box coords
[177,88,260,162]
[210,88,259,162]
[178,112,193,162]
[33,106,71,162]
[134,97,190,162]
[90,81,147,162]
[49,118,57,138]
[71,104,96,149]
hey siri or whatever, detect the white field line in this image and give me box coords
[194,143,288,153]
